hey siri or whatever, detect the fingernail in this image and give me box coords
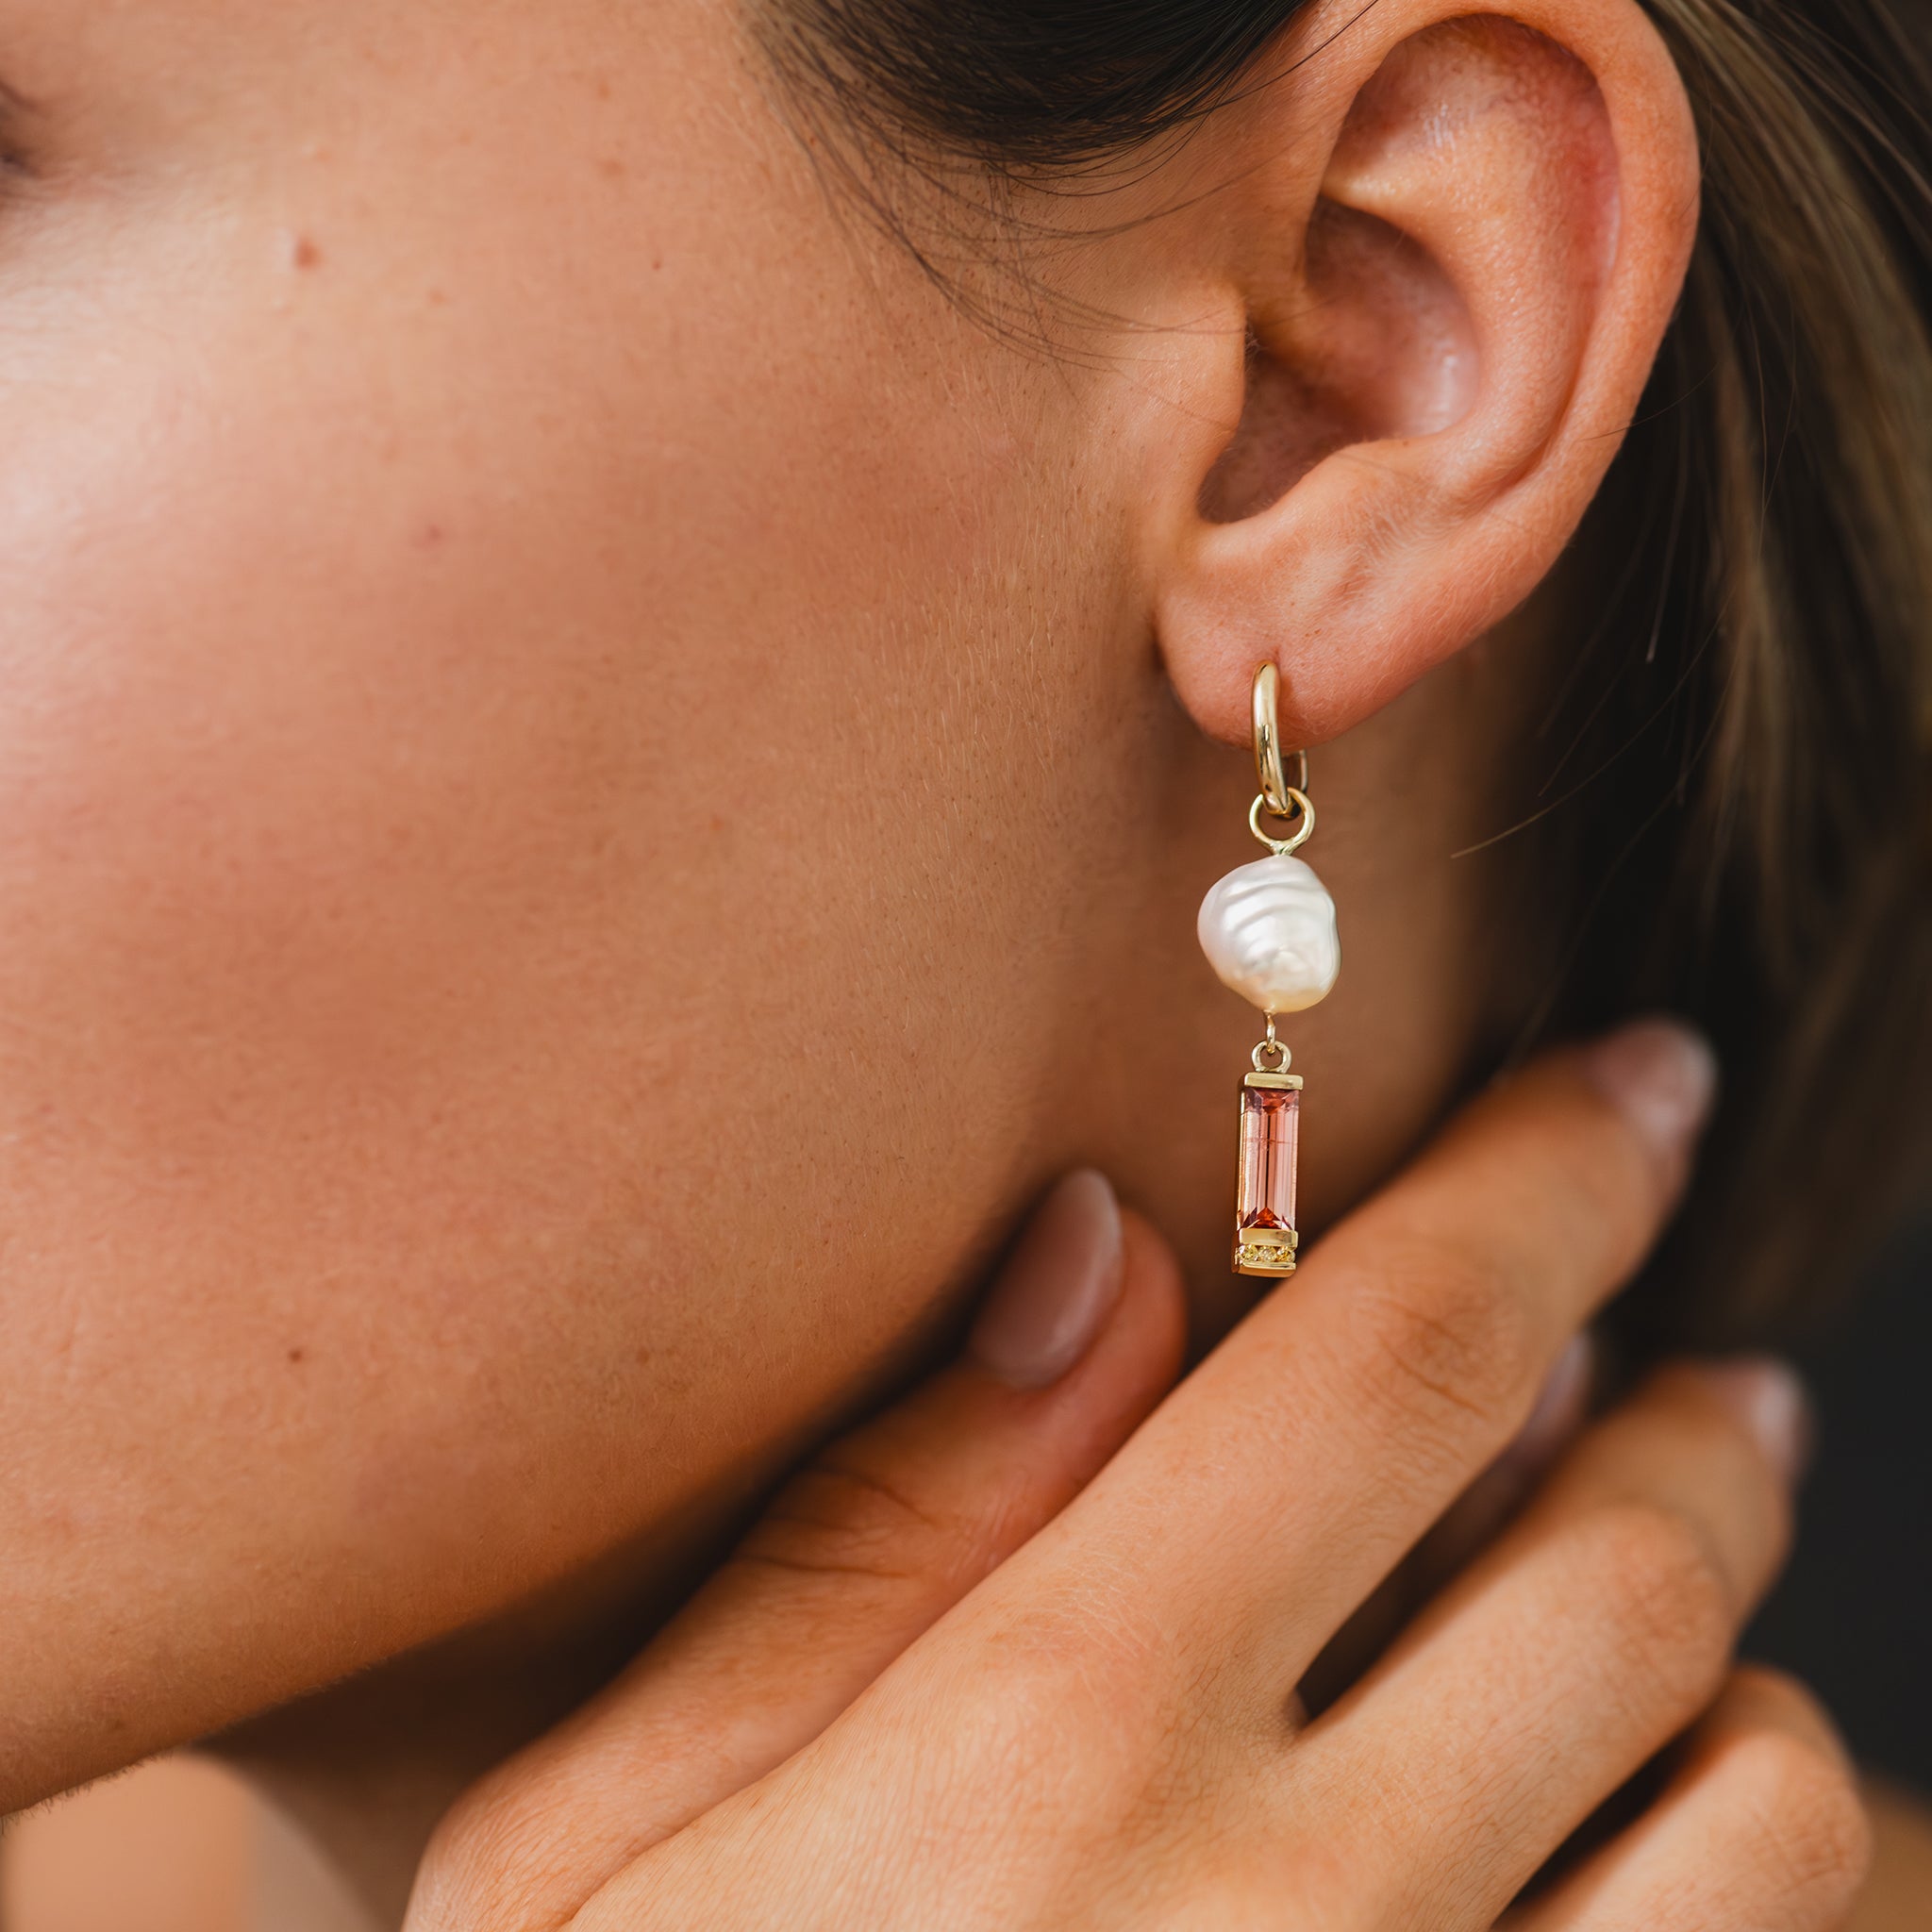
[1499,1333,1594,1475]
[1580,1019,1718,1161]
[1701,1357,1813,1483]
[969,1170,1124,1390]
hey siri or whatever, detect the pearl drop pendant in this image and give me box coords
[1196,852,1341,1016]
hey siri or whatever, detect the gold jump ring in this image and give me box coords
[1249,787,1315,857]
[1252,1034,1293,1074]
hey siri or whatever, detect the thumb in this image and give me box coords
[408,1171,1188,1932]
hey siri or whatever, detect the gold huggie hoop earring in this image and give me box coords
[1252,660,1309,819]
[1196,662,1341,1277]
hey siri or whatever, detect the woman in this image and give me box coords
[1,0,1927,1922]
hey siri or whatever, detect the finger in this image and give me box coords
[1009,1020,1714,1699]
[408,1173,1187,1932]
[1506,1667,1871,1931]
[1298,1358,1807,1928]
[1302,1331,1596,1715]
[1859,1779,1932,1928]
[1429,1328,1598,1567]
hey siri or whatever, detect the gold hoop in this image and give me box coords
[1252,662,1309,818]
[1249,787,1315,857]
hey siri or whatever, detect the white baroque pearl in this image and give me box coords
[1197,853,1341,1014]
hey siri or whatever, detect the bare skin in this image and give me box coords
[0,0,1917,1920]
[407,1033,1867,1930]
[1858,1786,1932,1929]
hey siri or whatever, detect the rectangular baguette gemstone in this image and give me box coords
[1238,1082,1300,1233]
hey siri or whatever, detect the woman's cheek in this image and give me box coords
[0,0,1132,1804]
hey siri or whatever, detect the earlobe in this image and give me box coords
[1152,0,1699,754]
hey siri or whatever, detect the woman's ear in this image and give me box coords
[1146,0,1699,750]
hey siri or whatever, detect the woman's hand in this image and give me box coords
[407,1023,1869,1930]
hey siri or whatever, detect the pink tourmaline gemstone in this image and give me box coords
[1238,1084,1300,1232]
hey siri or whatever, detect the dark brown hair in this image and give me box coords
[763,0,1932,1343]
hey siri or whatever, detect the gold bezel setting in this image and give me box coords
[1233,1227,1299,1277]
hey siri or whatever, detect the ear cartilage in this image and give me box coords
[1198,663,1341,1278]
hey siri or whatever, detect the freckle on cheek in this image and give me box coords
[287,232,323,271]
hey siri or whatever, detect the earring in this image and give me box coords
[1197,662,1341,1278]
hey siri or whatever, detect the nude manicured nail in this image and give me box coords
[1498,1333,1594,1477]
[1580,1019,1719,1160]
[969,1170,1124,1390]
[1701,1357,1813,1483]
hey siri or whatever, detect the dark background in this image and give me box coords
[1706,0,1932,1800]
[1750,1216,1932,1790]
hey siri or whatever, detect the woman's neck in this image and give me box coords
[219,1452,786,1926]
